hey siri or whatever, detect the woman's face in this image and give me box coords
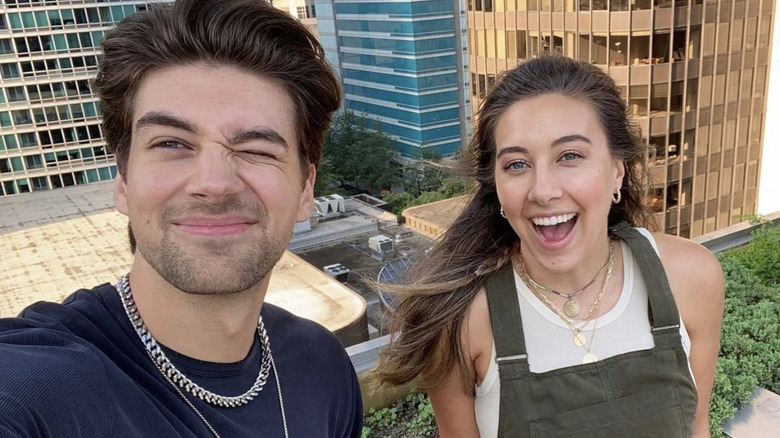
[493,93,624,273]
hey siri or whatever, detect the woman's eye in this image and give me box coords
[505,160,529,170]
[560,151,583,161]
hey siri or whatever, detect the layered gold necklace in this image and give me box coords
[517,242,613,318]
[516,242,615,363]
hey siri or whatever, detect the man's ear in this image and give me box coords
[114,172,129,216]
[296,164,316,222]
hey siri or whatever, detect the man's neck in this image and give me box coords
[125,256,269,363]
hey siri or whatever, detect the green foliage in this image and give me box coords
[405,392,437,437]
[363,392,438,438]
[709,233,780,437]
[382,175,467,217]
[725,224,780,286]
[316,110,400,196]
[364,405,398,431]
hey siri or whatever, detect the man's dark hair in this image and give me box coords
[93,0,342,179]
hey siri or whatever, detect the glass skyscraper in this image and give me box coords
[0,1,164,198]
[316,0,471,157]
[468,0,773,237]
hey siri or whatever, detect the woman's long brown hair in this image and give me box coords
[374,55,653,394]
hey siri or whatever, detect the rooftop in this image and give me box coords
[0,182,366,343]
[402,195,468,239]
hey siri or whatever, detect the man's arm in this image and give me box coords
[344,366,364,438]
[0,322,113,438]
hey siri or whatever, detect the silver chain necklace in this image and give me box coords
[116,274,289,438]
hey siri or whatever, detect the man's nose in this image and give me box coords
[184,145,245,202]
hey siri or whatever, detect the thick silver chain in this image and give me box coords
[117,275,271,407]
[147,347,289,438]
[115,274,289,438]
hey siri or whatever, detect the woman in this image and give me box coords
[376,56,723,437]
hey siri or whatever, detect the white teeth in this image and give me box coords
[531,213,576,227]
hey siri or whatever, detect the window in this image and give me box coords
[5,86,25,102]
[1,62,20,79]
[17,179,32,194]
[0,39,13,55]
[32,176,49,191]
[11,109,32,126]
[25,155,43,170]
[0,111,12,127]
[19,132,38,148]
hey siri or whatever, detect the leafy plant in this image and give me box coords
[363,392,438,438]
[709,228,780,437]
[725,223,780,286]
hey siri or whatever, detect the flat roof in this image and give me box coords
[401,195,468,239]
[0,183,365,333]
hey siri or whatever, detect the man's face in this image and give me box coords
[114,63,315,295]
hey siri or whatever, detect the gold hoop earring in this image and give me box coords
[612,189,622,204]
[500,206,507,218]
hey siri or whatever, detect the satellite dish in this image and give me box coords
[376,258,413,311]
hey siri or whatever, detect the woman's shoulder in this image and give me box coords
[464,287,496,383]
[648,231,724,326]
[649,231,721,281]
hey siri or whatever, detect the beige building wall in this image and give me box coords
[467,0,773,238]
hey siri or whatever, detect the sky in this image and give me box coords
[758,2,780,215]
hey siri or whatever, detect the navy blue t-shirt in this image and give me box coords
[0,284,363,437]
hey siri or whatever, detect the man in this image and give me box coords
[0,1,362,437]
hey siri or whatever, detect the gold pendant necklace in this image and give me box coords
[517,244,615,363]
[518,241,613,318]
[563,300,581,318]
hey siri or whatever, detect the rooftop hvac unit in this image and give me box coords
[323,263,350,283]
[369,235,394,261]
[313,194,345,219]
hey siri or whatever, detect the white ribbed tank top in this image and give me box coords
[473,229,693,438]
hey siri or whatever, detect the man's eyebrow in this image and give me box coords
[135,112,197,134]
[229,128,288,149]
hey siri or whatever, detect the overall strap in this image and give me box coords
[609,222,681,343]
[485,264,529,368]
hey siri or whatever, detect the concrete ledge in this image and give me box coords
[693,212,780,253]
[723,387,780,437]
[347,334,416,413]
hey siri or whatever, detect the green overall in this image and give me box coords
[485,223,698,437]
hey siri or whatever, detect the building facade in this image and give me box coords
[316,0,472,157]
[0,1,164,198]
[468,0,773,237]
[271,0,318,36]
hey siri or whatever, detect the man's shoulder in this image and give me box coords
[0,283,119,390]
[0,298,114,431]
[2,283,118,337]
[262,303,343,347]
[262,303,353,370]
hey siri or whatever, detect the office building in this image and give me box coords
[0,1,163,198]
[316,0,472,157]
[468,0,773,237]
[271,0,319,36]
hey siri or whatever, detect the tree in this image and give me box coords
[315,110,400,197]
[382,174,469,217]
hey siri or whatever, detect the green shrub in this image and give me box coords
[710,245,780,437]
[726,224,780,286]
[363,392,438,438]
